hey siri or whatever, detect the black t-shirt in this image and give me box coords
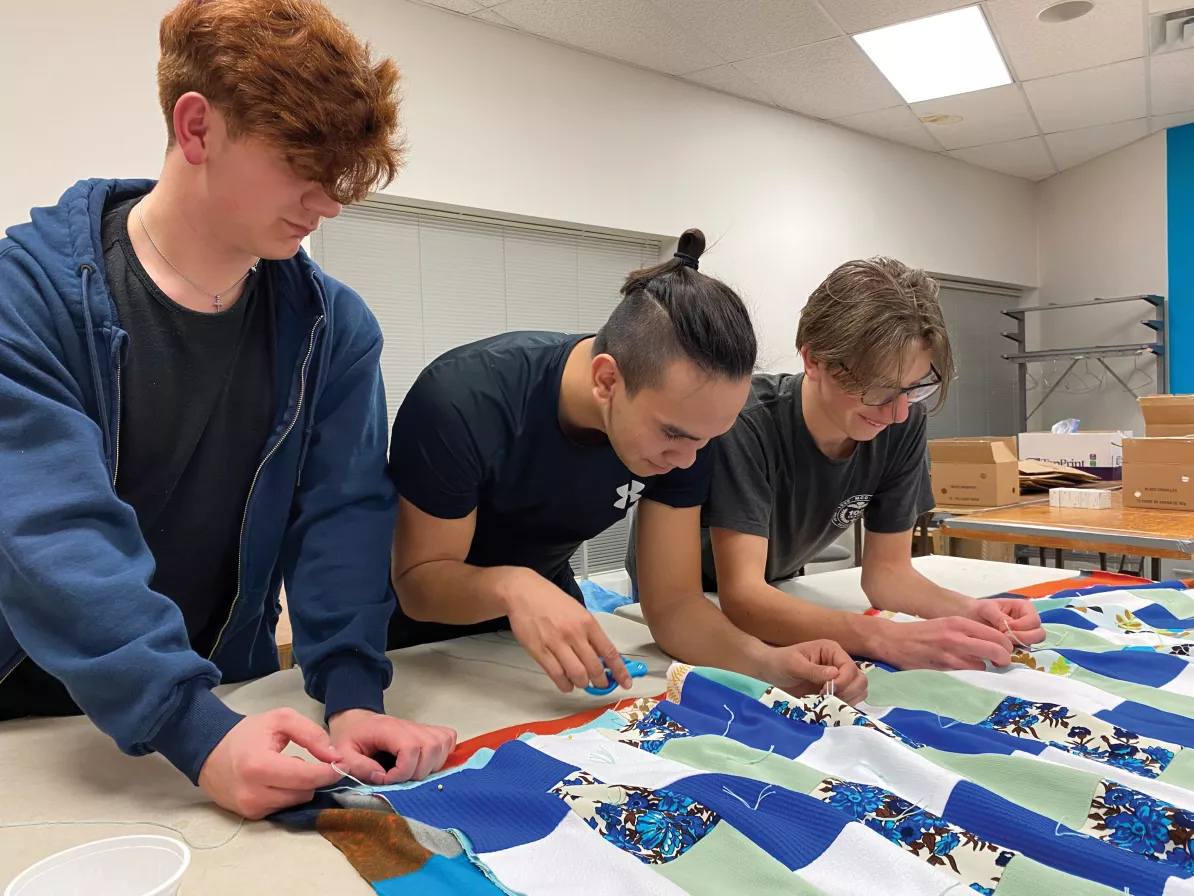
[698,372,932,590]
[0,197,276,720]
[386,331,714,648]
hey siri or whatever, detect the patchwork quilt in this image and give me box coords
[273,573,1194,895]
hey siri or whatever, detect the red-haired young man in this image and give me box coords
[0,0,453,819]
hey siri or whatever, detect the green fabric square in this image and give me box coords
[655,820,829,896]
[658,735,827,795]
[1126,588,1194,618]
[863,667,1003,723]
[995,855,1124,896]
[918,748,1097,823]
[688,666,771,700]
[1160,744,1194,791]
[1069,666,1194,718]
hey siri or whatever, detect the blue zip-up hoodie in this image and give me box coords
[0,179,397,782]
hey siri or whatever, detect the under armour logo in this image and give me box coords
[614,480,645,510]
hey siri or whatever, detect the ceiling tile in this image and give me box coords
[683,64,777,105]
[948,135,1056,179]
[472,8,519,27]
[734,37,903,119]
[1151,46,1194,115]
[1045,118,1148,170]
[477,0,508,6]
[1022,58,1146,133]
[492,0,724,76]
[648,0,839,63]
[985,0,1144,81]
[832,104,944,151]
[911,84,1038,150]
[421,0,484,12]
[814,0,974,34]
[1151,109,1194,131]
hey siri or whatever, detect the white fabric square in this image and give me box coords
[527,729,694,790]
[477,810,689,896]
[800,725,962,817]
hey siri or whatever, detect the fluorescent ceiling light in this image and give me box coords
[854,6,1012,104]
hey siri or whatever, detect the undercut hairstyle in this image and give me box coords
[593,229,757,395]
[157,0,404,205]
[796,257,955,412]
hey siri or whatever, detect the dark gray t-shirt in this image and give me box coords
[698,372,932,590]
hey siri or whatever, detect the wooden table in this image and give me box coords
[940,492,1194,580]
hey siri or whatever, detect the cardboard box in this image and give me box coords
[1123,437,1194,511]
[928,437,1020,507]
[1017,431,1129,481]
[1139,395,1194,438]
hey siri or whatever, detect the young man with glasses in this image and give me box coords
[691,258,1044,671]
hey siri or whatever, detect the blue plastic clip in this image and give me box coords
[584,657,648,696]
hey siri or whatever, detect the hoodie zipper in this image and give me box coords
[206,315,324,661]
[112,360,122,487]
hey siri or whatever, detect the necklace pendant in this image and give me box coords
[214,295,223,312]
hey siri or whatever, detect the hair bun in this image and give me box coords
[677,228,706,260]
[673,228,706,270]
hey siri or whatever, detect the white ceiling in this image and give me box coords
[414,0,1194,180]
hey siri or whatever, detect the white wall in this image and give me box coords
[1033,133,1169,434]
[1,0,1039,372]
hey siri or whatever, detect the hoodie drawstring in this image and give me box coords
[78,265,112,460]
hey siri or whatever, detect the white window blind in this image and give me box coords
[312,201,661,577]
[926,286,1021,441]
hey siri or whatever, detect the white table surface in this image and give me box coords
[612,555,1081,623]
[0,615,669,894]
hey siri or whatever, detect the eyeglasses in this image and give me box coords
[838,364,943,407]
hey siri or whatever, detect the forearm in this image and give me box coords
[862,563,972,620]
[394,560,535,625]
[721,580,891,657]
[642,593,775,680]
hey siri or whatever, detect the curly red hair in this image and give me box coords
[157,0,404,204]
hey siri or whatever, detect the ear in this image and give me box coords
[172,92,217,166]
[591,352,620,402]
[799,345,823,382]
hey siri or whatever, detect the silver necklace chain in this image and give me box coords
[135,200,256,311]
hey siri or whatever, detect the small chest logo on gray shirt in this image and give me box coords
[832,494,872,528]
[615,480,645,510]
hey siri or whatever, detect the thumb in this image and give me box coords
[272,710,343,764]
[789,652,838,683]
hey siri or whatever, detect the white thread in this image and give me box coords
[824,678,835,700]
[1053,818,1086,839]
[935,710,962,729]
[1002,618,1033,650]
[721,705,735,737]
[589,746,617,764]
[721,783,775,811]
[330,762,371,789]
[0,817,245,851]
[729,744,776,766]
[857,761,928,824]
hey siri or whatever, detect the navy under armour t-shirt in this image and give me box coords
[386,331,714,647]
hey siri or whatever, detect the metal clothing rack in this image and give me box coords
[1001,294,1167,433]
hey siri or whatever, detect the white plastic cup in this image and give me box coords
[5,835,190,896]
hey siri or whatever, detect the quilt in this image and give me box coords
[273,573,1194,895]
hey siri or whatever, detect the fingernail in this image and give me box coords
[371,772,384,785]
